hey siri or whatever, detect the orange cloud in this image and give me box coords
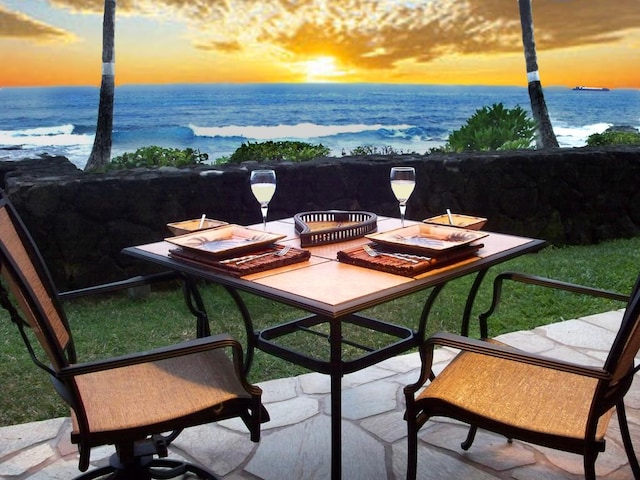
[0,5,75,42]
[48,0,136,14]
[3,0,638,87]
[142,0,639,77]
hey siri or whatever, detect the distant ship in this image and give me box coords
[572,86,610,92]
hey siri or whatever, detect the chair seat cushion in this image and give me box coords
[72,348,250,437]
[417,346,613,441]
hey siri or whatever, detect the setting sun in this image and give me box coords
[1,2,638,88]
[300,56,346,83]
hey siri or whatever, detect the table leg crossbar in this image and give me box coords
[256,313,419,375]
[179,269,492,480]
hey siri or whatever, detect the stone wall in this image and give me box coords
[2,146,639,290]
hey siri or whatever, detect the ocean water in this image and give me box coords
[0,83,638,169]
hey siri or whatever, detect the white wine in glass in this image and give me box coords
[390,166,416,227]
[250,169,276,230]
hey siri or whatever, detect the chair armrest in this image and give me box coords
[478,271,628,338]
[495,271,629,301]
[432,331,609,378]
[58,333,242,378]
[58,271,181,300]
[405,331,611,396]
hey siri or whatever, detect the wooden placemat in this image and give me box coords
[337,243,483,276]
[169,244,310,277]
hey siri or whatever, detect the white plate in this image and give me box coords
[366,224,487,254]
[166,224,286,258]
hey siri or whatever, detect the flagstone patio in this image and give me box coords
[1,309,638,479]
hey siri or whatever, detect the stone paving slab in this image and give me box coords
[1,310,639,479]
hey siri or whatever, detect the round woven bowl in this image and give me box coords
[423,214,487,230]
[167,218,227,236]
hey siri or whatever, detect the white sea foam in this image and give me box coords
[0,124,94,168]
[16,124,75,136]
[189,122,414,140]
[553,122,612,148]
[0,124,93,147]
[2,85,637,169]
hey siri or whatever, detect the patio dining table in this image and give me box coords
[123,216,546,480]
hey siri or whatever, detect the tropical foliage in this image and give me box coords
[346,145,405,156]
[440,103,537,152]
[223,140,330,163]
[587,130,640,146]
[106,146,208,170]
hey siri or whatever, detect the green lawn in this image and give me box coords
[1,237,639,427]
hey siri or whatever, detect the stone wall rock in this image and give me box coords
[2,146,639,290]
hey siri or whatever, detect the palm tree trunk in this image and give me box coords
[518,0,559,149]
[85,0,116,171]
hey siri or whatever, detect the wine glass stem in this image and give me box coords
[261,204,268,230]
[399,203,407,227]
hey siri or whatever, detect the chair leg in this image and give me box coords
[74,459,219,480]
[461,425,478,450]
[406,420,418,480]
[617,402,640,479]
[72,465,116,480]
[73,436,219,480]
[584,450,597,480]
[149,459,218,479]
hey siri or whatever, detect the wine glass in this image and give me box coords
[250,169,276,230]
[390,166,415,227]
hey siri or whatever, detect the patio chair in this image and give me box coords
[404,270,640,480]
[0,189,268,480]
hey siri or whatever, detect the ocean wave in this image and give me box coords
[188,122,415,140]
[9,124,74,137]
[553,122,612,148]
[0,124,94,147]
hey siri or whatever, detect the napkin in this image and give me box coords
[169,244,310,277]
[337,243,483,276]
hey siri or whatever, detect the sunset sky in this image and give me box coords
[1,0,638,88]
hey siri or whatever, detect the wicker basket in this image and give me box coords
[294,210,377,247]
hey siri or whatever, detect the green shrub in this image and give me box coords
[440,103,537,152]
[345,145,405,156]
[224,141,330,164]
[107,146,208,170]
[586,130,640,146]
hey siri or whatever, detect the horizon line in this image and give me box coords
[1,81,632,90]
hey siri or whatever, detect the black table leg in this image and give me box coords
[181,276,211,338]
[180,277,257,374]
[222,285,256,375]
[329,317,343,480]
[460,268,489,337]
[417,283,447,341]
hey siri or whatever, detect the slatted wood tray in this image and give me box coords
[294,210,377,247]
[169,244,310,277]
[337,243,483,276]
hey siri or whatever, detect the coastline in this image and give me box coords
[1,84,638,170]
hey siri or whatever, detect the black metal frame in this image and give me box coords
[404,269,640,480]
[70,433,219,480]
[0,189,264,480]
[178,268,492,480]
[123,229,547,480]
[478,270,630,338]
